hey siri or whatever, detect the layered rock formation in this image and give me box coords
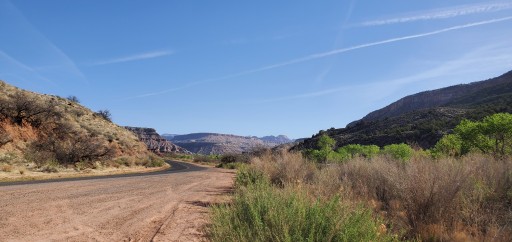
[125,127,190,154]
[162,133,294,155]
[260,135,293,145]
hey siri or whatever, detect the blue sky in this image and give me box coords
[1,0,512,139]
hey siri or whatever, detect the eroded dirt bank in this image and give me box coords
[0,164,234,241]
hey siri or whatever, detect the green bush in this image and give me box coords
[40,160,60,173]
[221,153,251,164]
[210,175,393,242]
[432,134,462,158]
[145,155,165,167]
[382,143,413,161]
[216,162,239,169]
[317,134,336,150]
[305,149,331,162]
[433,113,512,158]
[337,144,380,159]
[235,165,266,188]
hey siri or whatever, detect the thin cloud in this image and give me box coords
[253,85,353,104]
[91,50,174,66]
[1,1,88,84]
[126,16,512,99]
[360,2,512,26]
[256,44,512,104]
[0,50,58,86]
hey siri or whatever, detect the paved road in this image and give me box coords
[0,161,234,241]
[0,160,206,187]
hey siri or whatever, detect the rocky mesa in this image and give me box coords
[163,133,294,155]
[125,127,190,154]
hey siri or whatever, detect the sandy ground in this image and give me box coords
[0,164,170,182]
[0,165,235,242]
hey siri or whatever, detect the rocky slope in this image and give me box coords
[125,127,190,154]
[294,70,512,150]
[0,80,152,167]
[361,70,512,122]
[260,135,294,145]
[163,133,293,155]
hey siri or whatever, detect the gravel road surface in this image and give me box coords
[0,161,235,241]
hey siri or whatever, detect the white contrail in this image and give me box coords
[361,2,512,26]
[91,50,174,66]
[129,16,512,99]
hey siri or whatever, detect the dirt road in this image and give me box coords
[0,161,235,241]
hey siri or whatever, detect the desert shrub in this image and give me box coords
[235,150,512,240]
[337,144,380,159]
[0,152,17,163]
[221,153,251,164]
[24,144,57,167]
[193,155,219,164]
[114,157,134,167]
[95,109,112,122]
[74,160,92,170]
[146,159,164,167]
[251,151,316,187]
[28,127,116,166]
[381,143,413,162]
[337,154,512,240]
[0,92,60,127]
[210,174,393,242]
[66,95,79,103]
[145,155,165,167]
[235,164,265,188]
[217,162,245,169]
[0,164,13,172]
[40,160,60,173]
[0,127,13,147]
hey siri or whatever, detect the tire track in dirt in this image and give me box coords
[0,162,234,242]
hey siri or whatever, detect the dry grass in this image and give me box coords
[1,164,13,172]
[0,80,152,169]
[0,161,170,182]
[247,151,512,241]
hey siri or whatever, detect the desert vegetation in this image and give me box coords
[0,81,162,178]
[209,113,512,241]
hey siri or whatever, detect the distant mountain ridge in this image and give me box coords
[295,70,512,151]
[163,133,294,155]
[359,70,512,123]
[260,135,293,145]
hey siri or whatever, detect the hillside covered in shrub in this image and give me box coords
[0,80,157,172]
[295,70,512,151]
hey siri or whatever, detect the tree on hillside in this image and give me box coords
[66,95,80,103]
[305,134,336,162]
[435,113,512,158]
[96,109,112,122]
[0,92,60,127]
[382,143,413,161]
[480,113,512,157]
[433,134,462,157]
[317,134,336,151]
